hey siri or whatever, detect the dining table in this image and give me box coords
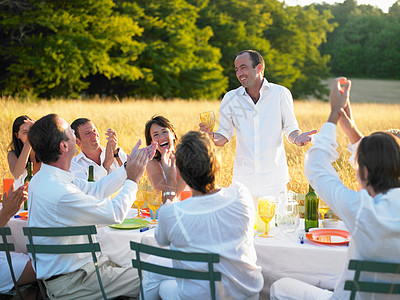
[6,208,350,299]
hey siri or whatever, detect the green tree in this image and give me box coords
[0,0,145,97]
[113,0,227,99]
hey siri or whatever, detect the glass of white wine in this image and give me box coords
[200,111,216,139]
[319,199,329,221]
[147,189,162,224]
[257,196,276,238]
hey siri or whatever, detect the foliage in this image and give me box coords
[0,0,145,97]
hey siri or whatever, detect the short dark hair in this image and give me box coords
[175,131,219,194]
[144,115,177,161]
[71,118,91,139]
[236,50,265,75]
[28,114,70,164]
[357,131,400,194]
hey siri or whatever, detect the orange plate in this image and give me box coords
[18,211,28,220]
[306,229,350,245]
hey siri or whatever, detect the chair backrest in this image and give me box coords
[23,225,107,300]
[130,241,221,300]
[0,227,23,299]
[344,259,400,300]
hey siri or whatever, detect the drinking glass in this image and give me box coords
[257,196,276,238]
[319,200,329,221]
[199,111,216,132]
[135,185,150,218]
[147,189,162,224]
[277,192,300,233]
[3,171,14,195]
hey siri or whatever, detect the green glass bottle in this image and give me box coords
[23,162,33,210]
[305,185,319,232]
[88,165,95,182]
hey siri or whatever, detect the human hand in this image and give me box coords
[199,122,214,140]
[294,130,318,146]
[0,184,28,225]
[330,77,351,113]
[161,149,178,186]
[126,140,156,183]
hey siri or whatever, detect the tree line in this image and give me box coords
[0,0,399,100]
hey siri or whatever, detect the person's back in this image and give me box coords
[156,182,262,299]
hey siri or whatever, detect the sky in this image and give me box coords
[278,0,398,13]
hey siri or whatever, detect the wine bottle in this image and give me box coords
[305,185,319,232]
[88,165,95,182]
[23,162,33,210]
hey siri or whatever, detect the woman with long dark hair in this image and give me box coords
[7,115,41,188]
[144,115,186,202]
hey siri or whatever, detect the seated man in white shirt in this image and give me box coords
[70,118,127,181]
[143,131,264,300]
[0,184,36,295]
[27,113,156,300]
[270,77,400,299]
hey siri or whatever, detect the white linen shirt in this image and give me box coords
[70,145,127,181]
[217,79,299,197]
[305,122,400,299]
[155,183,264,300]
[27,163,137,280]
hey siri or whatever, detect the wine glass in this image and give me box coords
[257,196,276,238]
[147,189,162,224]
[319,199,330,222]
[134,185,149,218]
[200,111,216,134]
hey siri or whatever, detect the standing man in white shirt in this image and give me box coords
[200,49,317,200]
[70,118,127,181]
[27,113,156,300]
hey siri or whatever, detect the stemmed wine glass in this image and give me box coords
[134,185,149,218]
[257,196,276,238]
[200,111,216,139]
[147,189,162,224]
[319,200,329,221]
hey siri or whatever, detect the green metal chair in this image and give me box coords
[130,241,221,300]
[23,225,107,300]
[0,226,32,299]
[344,259,400,299]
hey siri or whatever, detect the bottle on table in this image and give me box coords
[88,165,95,182]
[23,162,33,210]
[305,184,319,232]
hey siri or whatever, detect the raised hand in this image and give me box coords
[0,183,28,226]
[294,130,318,146]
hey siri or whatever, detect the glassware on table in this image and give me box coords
[257,196,276,238]
[319,199,329,222]
[3,171,14,195]
[276,191,300,233]
[147,189,162,224]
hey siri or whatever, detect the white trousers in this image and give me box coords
[270,277,333,300]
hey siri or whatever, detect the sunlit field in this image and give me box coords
[1,95,399,196]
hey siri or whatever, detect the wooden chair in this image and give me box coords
[130,241,221,300]
[23,225,107,300]
[0,227,32,300]
[344,259,400,299]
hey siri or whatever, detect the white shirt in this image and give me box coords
[14,169,27,190]
[155,183,264,300]
[217,79,299,197]
[70,145,127,181]
[27,163,137,280]
[304,122,400,299]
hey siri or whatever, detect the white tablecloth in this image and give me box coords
[7,209,349,299]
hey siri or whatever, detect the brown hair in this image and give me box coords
[357,131,400,194]
[236,49,265,75]
[144,115,177,161]
[175,131,220,194]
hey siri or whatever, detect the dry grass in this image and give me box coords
[1,96,399,196]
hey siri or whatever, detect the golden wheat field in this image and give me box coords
[1,97,399,196]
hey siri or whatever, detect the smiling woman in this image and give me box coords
[144,115,187,203]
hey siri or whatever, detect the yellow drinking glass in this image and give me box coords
[258,196,276,238]
[200,111,216,132]
[319,200,329,221]
[147,189,162,224]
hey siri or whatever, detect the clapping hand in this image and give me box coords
[126,140,157,183]
[0,183,28,226]
[329,77,351,124]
